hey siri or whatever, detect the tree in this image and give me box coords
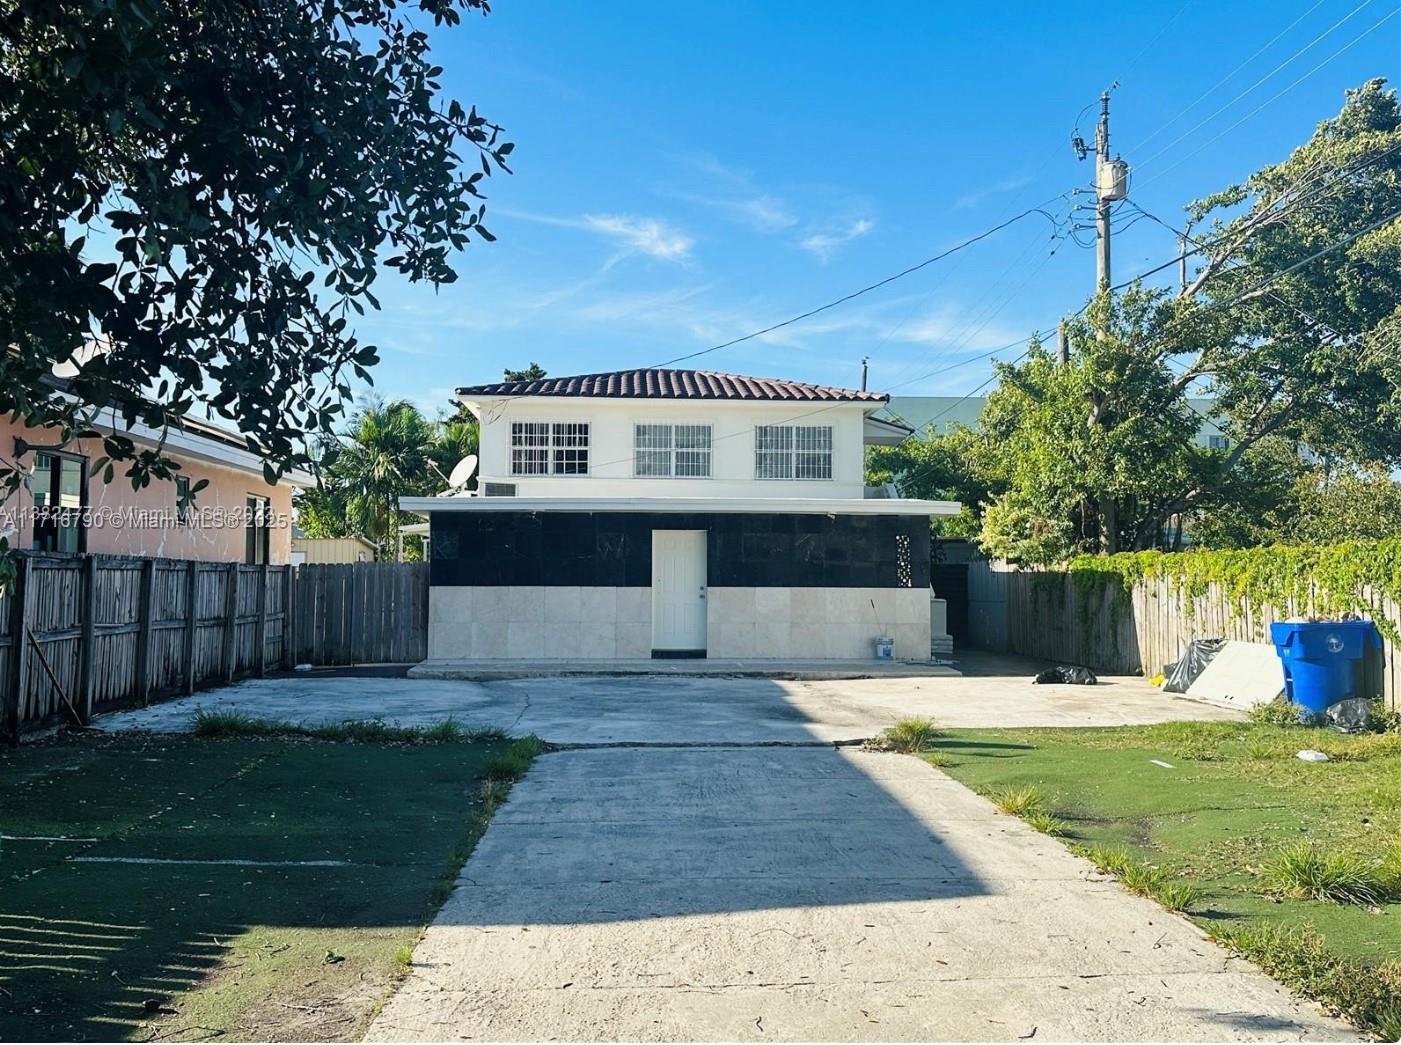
[1289,465,1401,543]
[1159,78,1401,520]
[295,399,481,547]
[963,80,1401,562]
[429,416,480,486]
[968,302,1203,562]
[328,399,436,550]
[866,426,987,538]
[503,362,547,382]
[0,0,512,508]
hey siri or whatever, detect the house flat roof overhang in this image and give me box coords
[400,496,961,517]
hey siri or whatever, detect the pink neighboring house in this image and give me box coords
[0,408,313,564]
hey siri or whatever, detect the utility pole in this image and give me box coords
[1057,321,1069,365]
[860,356,869,391]
[1095,90,1113,293]
[1075,86,1127,300]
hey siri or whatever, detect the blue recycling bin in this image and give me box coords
[1269,620,1381,714]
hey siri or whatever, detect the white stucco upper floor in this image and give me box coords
[445,368,925,502]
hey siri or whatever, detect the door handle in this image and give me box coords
[699,586,707,599]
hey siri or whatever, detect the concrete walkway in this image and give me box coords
[98,654,1242,742]
[367,747,1350,1042]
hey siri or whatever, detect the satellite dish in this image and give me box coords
[440,454,478,497]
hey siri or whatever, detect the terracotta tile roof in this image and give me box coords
[454,368,887,403]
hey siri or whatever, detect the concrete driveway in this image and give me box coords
[367,747,1348,1041]
[99,664,1348,1040]
[99,654,1242,742]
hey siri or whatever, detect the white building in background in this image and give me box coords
[401,368,960,663]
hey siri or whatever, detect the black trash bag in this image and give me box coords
[1162,638,1224,693]
[1326,697,1373,734]
[1033,665,1098,685]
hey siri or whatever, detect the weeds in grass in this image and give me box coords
[1248,697,1312,728]
[922,751,951,768]
[990,784,1045,817]
[1265,842,1392,905]
[1243,734,1277,760]
[1367,703,1401,735]
[1150,879,1207,912]
[865,718,941,753]
[483,735,546,782]
[1210,923,1401,1038]
[1023,810,1066,836]
[1081,845,1133,878]
[1079,846,1203,911]
[393,946,413,968]
[191,709,507,745]
[192,709,293,737]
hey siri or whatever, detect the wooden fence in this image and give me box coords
[967,560,1399,709]
[0,555,429,738]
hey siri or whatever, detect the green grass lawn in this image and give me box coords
[930,719,1401,1035]
[0,728,529,1042]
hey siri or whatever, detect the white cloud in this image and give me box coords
[798,217,874,261]
[954,175,1033,211]
[582,214,694,261]
[669,190,798,233]
[885,303,1026,351]
[494,207,694,263]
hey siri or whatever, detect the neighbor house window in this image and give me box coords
[175,475,191,524]
[32,451,86,553]
[1207,434,1231,451]
[634,423,712,478]
[510,422,590,476]
[754,425,833,480]
[245,494,270,565]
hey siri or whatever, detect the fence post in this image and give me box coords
[5,557,30,742]
[283,564,296,669]
[255,564,269,677]
[182,561,199,695]
[134,557,157,706]
[78,554,97,725]
[222,561,239,683]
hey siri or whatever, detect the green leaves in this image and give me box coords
[0,0,510,505]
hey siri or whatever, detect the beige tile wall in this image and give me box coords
[707,586,930,660]
[428,586,652,659]
[428,584,930,661]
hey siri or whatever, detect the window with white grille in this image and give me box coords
[511,422,589,476]
[755,424,833,480]
[634,423,712,477]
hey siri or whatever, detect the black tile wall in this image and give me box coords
[429,511,931,589]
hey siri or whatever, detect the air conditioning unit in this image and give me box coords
[482,482,517,497]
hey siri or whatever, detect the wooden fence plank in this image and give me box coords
[134,557,156,706]
[4,553,430,738]
[4,557,29,741]
[976,561,1398,709]
[77,555,97,725]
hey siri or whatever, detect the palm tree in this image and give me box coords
[428,417,480,489]
[333,399,435,551]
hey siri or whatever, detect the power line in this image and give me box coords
[1136,4,1399,189]
[649,202,1068,369]
[856,198,1069,389]
[1108,140,1401,293]
[1128,0,1330,155]
[879,201,1075,389]
[889,205,1401,492]
[1132,0,1378,172]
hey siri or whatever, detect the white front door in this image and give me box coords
[651,530,707,653]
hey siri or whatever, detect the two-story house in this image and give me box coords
[400,368,960,662]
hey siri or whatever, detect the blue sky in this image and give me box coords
[355,0,1401,416]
